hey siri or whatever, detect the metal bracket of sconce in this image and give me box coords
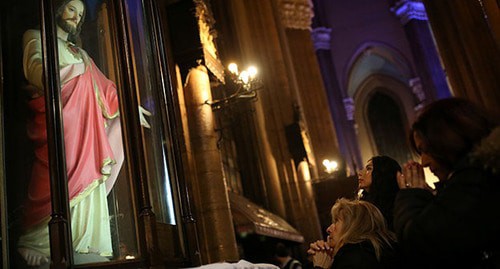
[204,63,262,110]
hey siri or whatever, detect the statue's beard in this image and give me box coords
[57,17,78,36]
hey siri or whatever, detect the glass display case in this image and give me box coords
[0,0,193,267]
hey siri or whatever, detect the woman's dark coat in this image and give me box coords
[330,241,399,269]
[394,128,500,268]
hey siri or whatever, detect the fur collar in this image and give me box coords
[469,127,500,175]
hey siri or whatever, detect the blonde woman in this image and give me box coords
[307,199,399,269]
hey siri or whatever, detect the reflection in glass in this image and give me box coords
[124,0,188,262]
[125,0,178,226]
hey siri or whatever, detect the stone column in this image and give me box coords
[421,0,500,115]
[183,65,239,263]
[391,0,451,102]
[227,0,292,219]
[310,25,363,175]
[295,160,322,254]
[280,0,342,180]
[278,0,329,246]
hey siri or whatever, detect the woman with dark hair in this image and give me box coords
[357,156,401,230]
[394,98,500,268]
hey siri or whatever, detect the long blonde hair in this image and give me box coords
[331,198,396,260]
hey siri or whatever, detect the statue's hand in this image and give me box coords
[139,106,152,129]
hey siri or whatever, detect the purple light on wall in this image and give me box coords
[391,1,428,25]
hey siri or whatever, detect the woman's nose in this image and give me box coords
[326,224,334,234]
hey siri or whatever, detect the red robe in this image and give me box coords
[24,57,119,228]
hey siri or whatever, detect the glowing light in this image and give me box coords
[247,66,258,78]
[205,62,262,109]
[322,159,338,174]
[239,70,249,84]
[228,63,238,75]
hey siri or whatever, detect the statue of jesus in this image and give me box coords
[17,0,126,266]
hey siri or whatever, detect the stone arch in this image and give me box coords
[353,75,416,165]
[367,91,412,165]
[344,43,417,165]
[345,41,415,98]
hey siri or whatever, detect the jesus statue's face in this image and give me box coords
[57,0,85,35]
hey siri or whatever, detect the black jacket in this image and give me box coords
[329,241,399,269]
[361,190,396,231]
[394,128,500,268]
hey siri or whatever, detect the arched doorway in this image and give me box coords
[367,91,412,165]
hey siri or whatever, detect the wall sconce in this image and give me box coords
[205,63,262,110]
[322,159,338,174]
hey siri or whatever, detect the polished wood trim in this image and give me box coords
[108,0,161,267]
[144,0,201,266]
[39,0,74,268]
[0,11,10,269]
[74,259,147,269]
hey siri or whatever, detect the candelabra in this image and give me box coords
[205,63,262,110]
[322,159,339,174]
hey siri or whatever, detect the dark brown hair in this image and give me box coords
[365,156,401,229]
[410,98,498,170]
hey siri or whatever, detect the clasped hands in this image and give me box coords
[307,238,334,269]
[397,160,433,191]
